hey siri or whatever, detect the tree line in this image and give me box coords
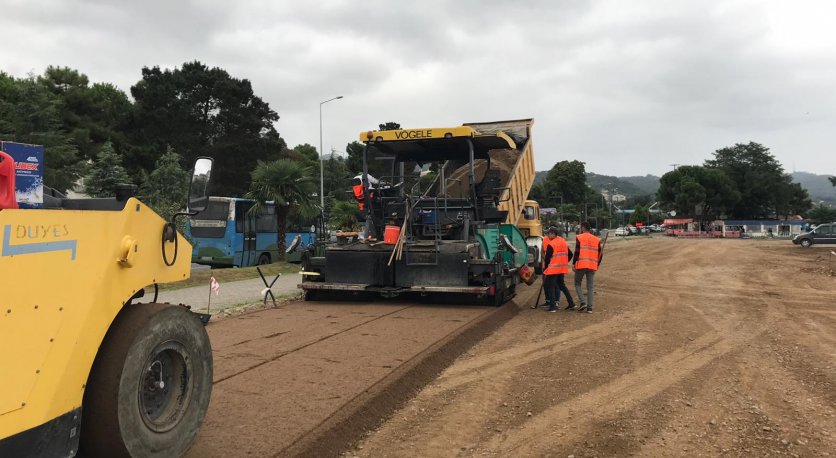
[532,142,832,226]
[657,142,818,221]
[2,63,831,232]
[0,62,402,240]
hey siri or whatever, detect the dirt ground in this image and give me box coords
[186,299,511,457]
[353,237,836,457]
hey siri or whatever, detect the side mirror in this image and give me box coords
[188,157,213,213]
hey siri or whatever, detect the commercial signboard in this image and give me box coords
[0,141,44,208]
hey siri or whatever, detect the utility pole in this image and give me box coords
[319,95,343,222]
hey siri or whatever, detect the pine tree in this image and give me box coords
[84,141,131,197]
[140,146,189,221]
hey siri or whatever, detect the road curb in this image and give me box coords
[279,291,529,457]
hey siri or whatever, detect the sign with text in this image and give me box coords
[0,141,44,209]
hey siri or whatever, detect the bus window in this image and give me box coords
[235,200,255,233]
[190,200,230,238]
[256,204,278,232]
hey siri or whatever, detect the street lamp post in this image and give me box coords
[319,95,343,221]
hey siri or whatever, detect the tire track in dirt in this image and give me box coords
[213,305,412,384]
[427,300,665,395]
[604,282,836,306]
[487,327,762,455]
[351,239,693,456]
[354,237,836,457]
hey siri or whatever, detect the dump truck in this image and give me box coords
[299,119,540,305]
[465,121,543,270]
[0,151,215,457]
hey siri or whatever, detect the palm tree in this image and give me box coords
[329,200,361,232]
[246,159,315,260]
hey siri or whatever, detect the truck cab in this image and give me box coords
[516,200,544,267]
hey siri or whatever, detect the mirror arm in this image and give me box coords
[171,210,198,224]
[163,210,199,243]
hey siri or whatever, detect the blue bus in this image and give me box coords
[187,197,317,267]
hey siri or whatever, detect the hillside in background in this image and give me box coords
[621,175,661,195]
[535,171,660,196]
[792,172,836,203]
[586,173,660,196]
[535,169,834,202]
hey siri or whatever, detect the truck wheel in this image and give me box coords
[257,253,271,265]
[80,303,212,458]
[800,239,812,247]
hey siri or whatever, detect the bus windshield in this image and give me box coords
[190,200,230,238]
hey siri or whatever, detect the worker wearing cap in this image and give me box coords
[573,222,603,313]
[541,226,574,312]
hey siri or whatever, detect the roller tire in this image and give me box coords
[80,303,212,457]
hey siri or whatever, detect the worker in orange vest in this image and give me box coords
[541,226,575,312]
[352,174,379,212]
[573,221,603,313]
[352,178,366,211]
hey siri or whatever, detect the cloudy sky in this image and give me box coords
[3,0,835,177]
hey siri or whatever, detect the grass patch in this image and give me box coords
[159,262,301,291]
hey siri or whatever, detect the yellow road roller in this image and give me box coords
[0,154,215,457]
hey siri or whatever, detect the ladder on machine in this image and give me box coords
[405,197,442,267]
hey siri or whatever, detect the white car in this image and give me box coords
[614,226,628,236]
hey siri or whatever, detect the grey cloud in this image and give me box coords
[2,0,835,176]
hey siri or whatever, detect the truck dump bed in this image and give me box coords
[454,119,535,225]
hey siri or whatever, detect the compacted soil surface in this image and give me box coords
[353,238,836,457]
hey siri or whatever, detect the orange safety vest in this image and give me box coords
[575,232,601,271]
[543,237,570,275]
[352,183,365,211]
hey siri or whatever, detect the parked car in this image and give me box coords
[648,224,663,232]
[793,223,836,247]
[627,225,639,235]
[614,226,629,236]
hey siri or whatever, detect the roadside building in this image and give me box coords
[719,220,807,238]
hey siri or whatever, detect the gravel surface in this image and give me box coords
[185,295,523,457]
[354,238,836,457]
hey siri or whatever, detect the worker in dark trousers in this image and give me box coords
[553,227,577,310]
[573,221,603,313]
[542,226,575,312]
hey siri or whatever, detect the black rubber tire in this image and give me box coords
[257,253,271,265]
[800,239,812,248]
[80,303,213,458]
